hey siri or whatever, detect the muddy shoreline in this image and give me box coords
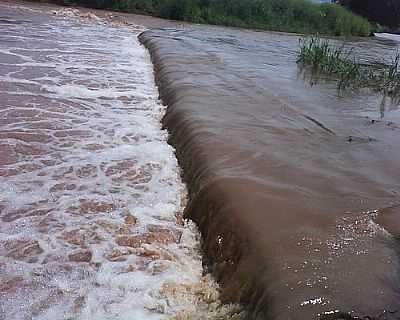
[139,29,400,319]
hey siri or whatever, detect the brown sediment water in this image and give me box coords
[139,28,400,319]
[0,2,244,319]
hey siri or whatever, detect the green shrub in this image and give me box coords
[52,0,371,36]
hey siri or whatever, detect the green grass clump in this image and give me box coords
[297,36,361,88]
[51,0,371,37]
[297,36,400,97]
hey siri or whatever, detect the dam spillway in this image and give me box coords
[139,28,400,319]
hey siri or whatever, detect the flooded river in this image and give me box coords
[2,1,400,319]
[0,3,242,320]
[140,27,400,319]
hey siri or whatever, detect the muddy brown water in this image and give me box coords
[139,28,400,319]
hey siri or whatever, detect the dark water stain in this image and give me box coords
[140,28,400,319]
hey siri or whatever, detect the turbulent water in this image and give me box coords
[0,3,243,320]
[140,27,400,319]
[2,2,400,320]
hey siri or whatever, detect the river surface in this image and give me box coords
[0,3,243,320]
[2,1,400,320]
[140,27,400,319]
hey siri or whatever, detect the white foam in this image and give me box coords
[0,4,242,320]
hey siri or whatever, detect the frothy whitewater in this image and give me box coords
[0,3,241,319]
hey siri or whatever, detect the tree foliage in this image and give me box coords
[340,0,400,30]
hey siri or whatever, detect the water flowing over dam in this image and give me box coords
[2,1,400,319]
[139,28,400,319]
[0,3,242,319]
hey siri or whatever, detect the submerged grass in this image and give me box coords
[297,36,360,89]
[297,36,400,97]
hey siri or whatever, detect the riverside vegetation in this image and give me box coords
[50,0,370,36]
[297,36,400,98]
